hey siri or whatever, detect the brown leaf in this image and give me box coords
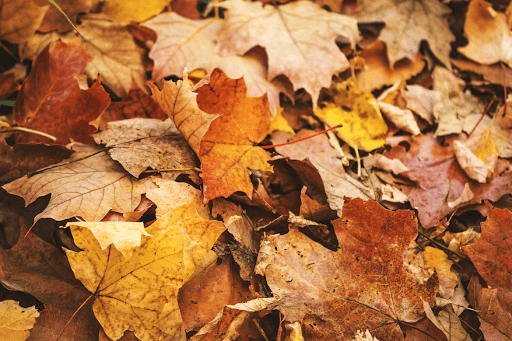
[197,68,272,201]
[0,0,47,44]
[352,0,454,68]
[259,198,438,340]
[14,39,110,145]
[465,201,512,291]
[33,0,91,33]
[93,118,199,178]
[0,217,100,341]
[3,144,156,226]
[149,69,218,155]
[215,0,359,108]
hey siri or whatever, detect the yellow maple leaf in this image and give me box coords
[270,108,295,135]
[65,203,225,341]
[91,0,170,23]
[315,78,388,151]
[0,300,39,341]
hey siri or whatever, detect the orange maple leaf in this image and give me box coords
[196,68,272,201]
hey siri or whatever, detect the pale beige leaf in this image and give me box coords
[403,85,442,124]
[149,69,217,155]
[144,13,286,115]
[353,0,454,68]
[377,102,420,135]
[2,144,155,225]
[464,115,512,159]
[0,0,48,44]
[0,300,39,341]
[93,118,198,178]
[64,222,150,260]
[453,140,494,183]
[448,183,475,208]
[215,0,359,108]
[434,91,485,136]
[423,302,470,341]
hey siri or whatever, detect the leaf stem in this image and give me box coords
[261,124,342,149]
[55,294,94,341]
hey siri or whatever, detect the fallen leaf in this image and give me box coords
[453,140,495,183]
[0,217,100,341]
[433,91,485,136]
[458,0,512,67]
[377,98,420,136]
[96,0,170,23]
[0,300,39,341]
[315,78,388,151]
[465,201,512,291]
[422,302,470,341]
[468,276,512,338]
[215,0,359,108]
[422,247,458,299]
[196,68,272,201]
[0,0,47,44]
[465,114,512,159]
[144,13,285,115]
[94,85,167,130]
[352,0,454,68]
[65,203,225,341]
[0,70,20,101]
[355,40,426,92]
[93,118,199,178]
[33,0,91,33]
[3,144,156,226]
[451,59,512,89]
[402,85,441,125]
[258,198,438,340]
[65,222,150,260]
[14,39,110,145]
[149,69,218,155]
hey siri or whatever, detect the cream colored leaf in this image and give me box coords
[144,13,286,115]
[149,69,217,155]
[2,144,155,225]
[377,102,420,135]
[448,183,475,208]
[353,0,454,68]
[93,118,198,178]
[64,222,150,260]
[65,203,225,341]
[434,91,485,136]
[215,0,359,108]
[453,140,494,183]
[423,302,471,341]
[0,300,39,341]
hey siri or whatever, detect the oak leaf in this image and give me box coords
[65,203,225,341]
[149,69,218,155]
[258,198,438,340]
[0,0,47,44]
[196,68,273,201]
[93,118,199,178]
[352,0,454,68]
[215,0,359,108]
[144,13,285,115]
[0,300,39,341]
[3,144,156,226]
[14,39,110,145]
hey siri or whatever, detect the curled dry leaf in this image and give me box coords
[259,198,438,340]
[453,140,495,183]
[196,68,272,201]
[149,69,218,155]
[215,0,359,108]
[3,144,156,226]
[65,203,225,341]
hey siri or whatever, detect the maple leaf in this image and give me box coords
[0,0,48,44]
[13,39,110,145]
[196,68,273,201]
[34,0,91,33]
[458,0,512,67]
[257,198,438,340]
[0,300,39,340]
[149,70,218,155]
[2,144,156,226]
[0,216,100,340]
[352,0,454,68]
[144,13,286,115]
[65,203,225,341]
[465,201,512,291]
[215,0,359,108]
[93,118,199,178]
[95,0,170,23]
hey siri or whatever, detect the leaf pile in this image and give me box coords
[1,0,512,340]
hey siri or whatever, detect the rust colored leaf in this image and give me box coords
[14,39,110,145]
[465,202,512,291]
[196,68,272,201]
[149,69,218,155]
[3,144,155,226]
[95,86,167,130]
[260,198,438,340]
[33,0,91,33]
